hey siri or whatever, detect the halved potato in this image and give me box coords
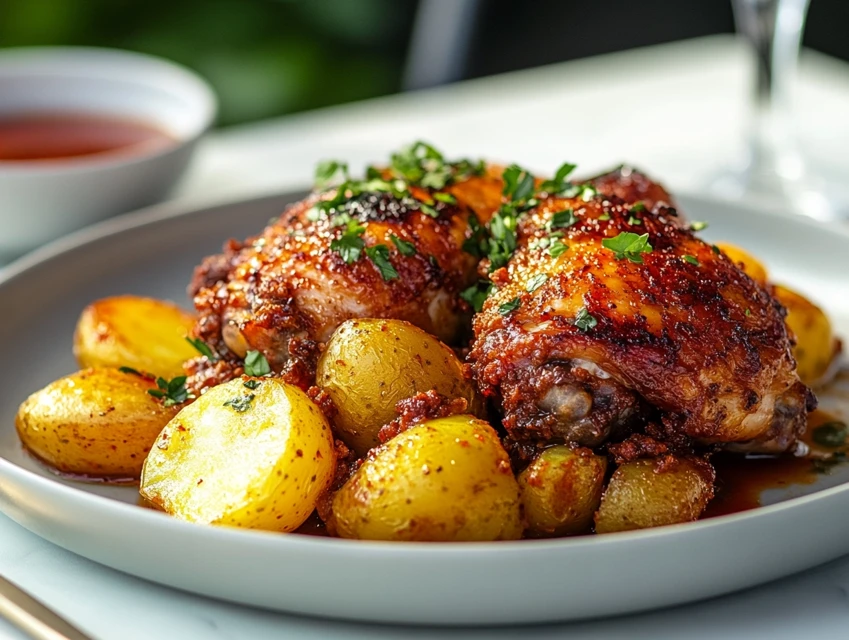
[140,377,335,532]
[773,284,837,386]
[15,367,178,479]
[332,415,523,541]
[594,457,714,534]
[714,242,768,285]
[74,295,198,379]
[316,319,482,456]
[518,446,607,537]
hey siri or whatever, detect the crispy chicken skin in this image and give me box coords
[585,165,677,213]
[189,171,503,378]
[469,194,815,453]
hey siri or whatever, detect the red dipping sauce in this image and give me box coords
[0,112,175,162]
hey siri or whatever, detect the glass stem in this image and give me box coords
[732,0,810,180]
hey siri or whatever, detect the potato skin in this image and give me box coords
[140,377,335,533]
[714,242,768,285]
[316,319,481,456]
[332,415,523,542]
[15,367,178,479]
[773,285,837,386]
[74,295,197,379]
[594,458,715,534]
[518,446,607,537]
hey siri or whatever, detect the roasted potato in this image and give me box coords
[332,415,523,541]
[773,284,837,386]
[594,457,714,534]
[518,446,607,537]
[316,319,481,455]
[714,242,768,285]
[15,367,178,479]
[140,377,335,532]
[74,295,197,379]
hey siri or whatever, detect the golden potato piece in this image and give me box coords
[714,242,768,285]
[15,367,178,479]
[518,446,607,537]
[773,285,837,386]
[74,295,197,379]
[333,415,522,541]
[594,457,715,534]
[316,319,481,456]
[140,377,335,533]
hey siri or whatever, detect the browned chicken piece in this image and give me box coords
[585,165,678,213]
[188,160,503,385]
[468,194,815,454]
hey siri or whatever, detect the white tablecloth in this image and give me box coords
[3,35,849,639]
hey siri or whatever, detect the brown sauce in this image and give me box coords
[0,112,174,162]
[704,409,846,518]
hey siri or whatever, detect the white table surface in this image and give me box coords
[3,35,849,639]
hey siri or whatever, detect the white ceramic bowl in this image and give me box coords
[0,46,217,261]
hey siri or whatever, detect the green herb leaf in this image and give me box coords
[434,192,457,204]
[711,244,721,255]
[602,232,653,263]
[243,379,261,390]
[549,240,569,257]
[598,212,611,221]
[574,307,598,331]
[630,202,647,213]
[185,337,218,361]
[548,209,577,231]
[745,308,752,317]
[314,160,349,188]
[498,297,521,315]
[419,203,440,218]
[463,212,490,258]
[526,274,549,292]
[487,208,519,271]
[690,221,709,232]
[813,422,848,448]
[365,244,400,281]
[627,216,642,226]
[390,235,417,257]
[119,366,143,377]
[148,375,192,407]
[539,161,578,193]
[460,281,494,313]
[502,164,535,202]
[330,218,366,264]
[223,393,256,413]
[683,255,700,266]
[244,350,271,377]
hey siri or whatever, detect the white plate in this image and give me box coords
[0,192,846,626]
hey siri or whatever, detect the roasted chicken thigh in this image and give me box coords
[469,193,814,454]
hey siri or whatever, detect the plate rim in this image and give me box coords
[1,188,847,556]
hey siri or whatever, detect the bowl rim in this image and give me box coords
[0,45,217,175]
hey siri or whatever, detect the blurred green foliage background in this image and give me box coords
[0,0,417,126]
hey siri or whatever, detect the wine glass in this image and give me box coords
[712,0,847,221]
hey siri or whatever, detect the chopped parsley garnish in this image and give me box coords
[185,337,218,361]
[314,160,349,189]
[244,350,271,377]
[365,244,400,281]
[502,164,535,202]
[574,307,598,331]
[711,244,721,255]
[745,308,752,317]
[463,213,490,258]
[690,221,709,232]
[498,297,521,315]
[627,216,642,226]
[683,254,700,266]
[813,422,848,448]
[577,184,599,201]
[630,202,646,213]
[539,162,577,193]
[548,209,577,231]
[419,203,440,218]
[487,207,519,271]
[602,232,653,263]
[529,231,562,251]
[243,379,261,390]
[390,235,417,256]
[598,212,611,221]
[330,218,366,264]
[460,281,494,313]
[526,273,549,292]
[224,393,256,413]
[148,375,192,407]
[119,366,143,377]
[433,192,457,204]
[388,141,484,189]
[549,240,569,258]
